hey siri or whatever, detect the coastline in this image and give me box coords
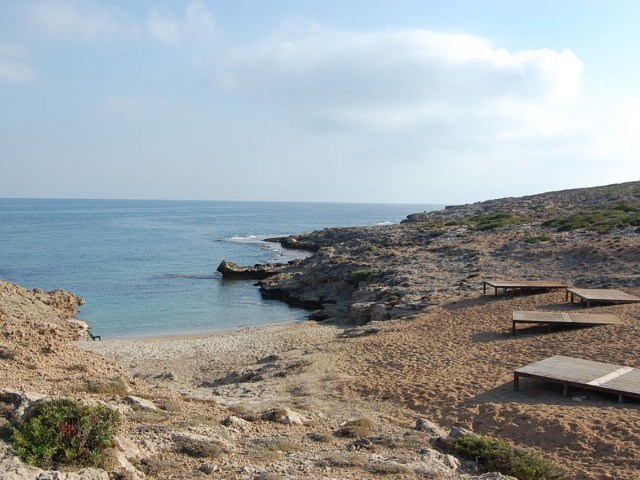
[4,182,640,479]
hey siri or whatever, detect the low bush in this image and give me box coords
[334,417,375,438]
[11,398,120,468]
[350,269,379,286]
[175,436,224,458]
[542,203,640,234]
[83,378,129,396]
[453,212,530,231]
[452,434,563,480]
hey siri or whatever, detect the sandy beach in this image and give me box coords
[83,288,640,479]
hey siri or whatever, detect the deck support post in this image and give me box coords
[513,373,519,391]
[563,383,568,397]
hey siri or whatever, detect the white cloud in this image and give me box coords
[219,26,584,145]
[146,0,215,47]
[23,0,136,40]
[0,41,35,82]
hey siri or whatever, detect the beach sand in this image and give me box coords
[83,289,640,479]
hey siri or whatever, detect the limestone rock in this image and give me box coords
[124,395,158,411]
[261,407,307,425]
[0,389,47,424]
[216,260,281,280]
[415,418,447,439]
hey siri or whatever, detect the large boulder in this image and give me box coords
[216,260,282,280]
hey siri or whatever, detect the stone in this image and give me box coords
[348,302,375,324]
[198,463,219,474]
[216,260,281,280]
[370,303,389,321]
[0,389,48,424]
[124,395,158,411]
[261,407,307,425]
[222,415,250,429]
[415,418,447,439]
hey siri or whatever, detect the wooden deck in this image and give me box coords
[511,311,621,335]
[483,280,567,297]
[566,288,640,307]
[514,355,640,402]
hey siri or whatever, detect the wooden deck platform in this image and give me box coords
[566,288,640,307]
[514,355,640,402]
[511,311,621,335]
[483,280,567,297]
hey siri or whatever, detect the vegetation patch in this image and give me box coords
[350,269,379,286]
[137,455,182,476]
[318,452,367,468]
[175,436,224,458]
[454,212,530,231]
[82,378,129,396]
[334,417,375,438]
[256,438,301,453]
[366,460,412,475]
[542,202,640,234]
[452,433,564,480]
[11,398,120,469]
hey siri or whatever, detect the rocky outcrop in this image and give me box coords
[226,181,640,326]
[216,259,285,279]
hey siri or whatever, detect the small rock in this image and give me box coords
[198,463,219,474]
[261,407,307,425]
[415,418,446,438]
[124,395,158,411]
[222,415,250,429]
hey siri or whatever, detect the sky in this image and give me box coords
[1,0,640,205]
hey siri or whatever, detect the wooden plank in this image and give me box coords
[511,311,621,335]
[514,355,640,401]
[587,367,634,386]
[566,288,640,307]
[484,280,567,297]
[486,280,567,289]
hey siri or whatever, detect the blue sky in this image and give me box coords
[1,0,639,204]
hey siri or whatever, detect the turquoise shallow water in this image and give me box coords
[0,199,440,338]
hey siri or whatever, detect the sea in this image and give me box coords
[0,199,440,338]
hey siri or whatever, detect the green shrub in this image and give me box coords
[350,269,379,286]
[11,398,120,468]
[455,212,530,231]
[453,434,563,480]
[542,203,640,233]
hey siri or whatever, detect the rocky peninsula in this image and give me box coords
[2,181,640,479]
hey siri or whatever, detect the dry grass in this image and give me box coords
[334,417,375,438]
[318,452,367,469]
[175,437,224,458]
[82,378,129,396]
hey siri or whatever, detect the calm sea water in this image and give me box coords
[0,199,440,338]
